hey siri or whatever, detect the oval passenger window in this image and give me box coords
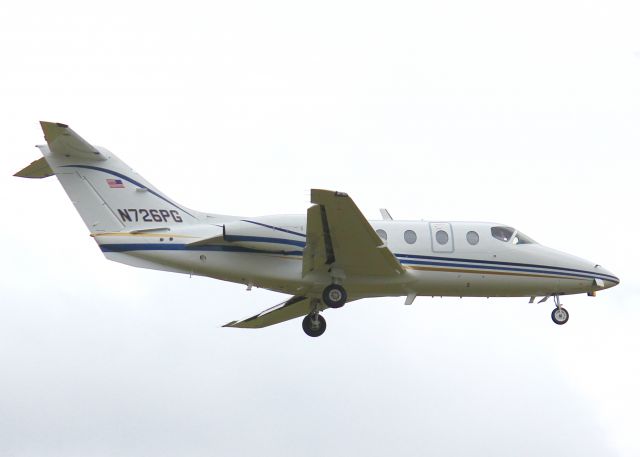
[404,230,417,244]
[466,231,479,245]
[435,230,449,245]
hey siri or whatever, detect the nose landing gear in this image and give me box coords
[302,313,326,337]
[551,295,569,325]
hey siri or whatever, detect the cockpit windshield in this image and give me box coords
[491,226,515,242]
[512,231,535,245]
[491,226,536,244]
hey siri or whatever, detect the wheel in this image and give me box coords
[302,314,326,337]
[551,307,569,325]
[322,284,347,308]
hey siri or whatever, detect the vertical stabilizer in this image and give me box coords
[16,122,203,233]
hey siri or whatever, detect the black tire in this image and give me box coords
[302,314,326,337]
[551,307,569,325]
[322,284,347,308]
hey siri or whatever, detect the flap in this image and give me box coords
[303,204,333,275]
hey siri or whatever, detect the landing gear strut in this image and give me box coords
[551,295,569,325]
[302,285,347,337]
[322,284,347,308]
[302,313,326,337]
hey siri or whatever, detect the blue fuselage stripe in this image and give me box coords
[395,253,619,282]
[98,240,618,283]
[399,258,614,282]
[100,243,303,256]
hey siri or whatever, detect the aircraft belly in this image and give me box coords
[199,252,306,290]
[104,252,192,274]
[405,269,568,297]
[115,248,308,292]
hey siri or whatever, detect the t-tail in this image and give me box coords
[15,122,205,233]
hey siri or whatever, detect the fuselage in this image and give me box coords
[95,214,619,300]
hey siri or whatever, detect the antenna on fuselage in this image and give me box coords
[380,208,393,220]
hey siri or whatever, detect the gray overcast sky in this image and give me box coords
[2,0,640,455]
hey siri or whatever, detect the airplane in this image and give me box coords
[15,122,620,337]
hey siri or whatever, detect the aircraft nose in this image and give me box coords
[594,264,620,288]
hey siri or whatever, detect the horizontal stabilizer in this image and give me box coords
[14,156,53,178]
[224,296,319,328]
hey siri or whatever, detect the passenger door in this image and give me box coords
[430,222,454,253]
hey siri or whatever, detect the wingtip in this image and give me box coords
[310,188,350,204]
[222,321,238,328]
[39,121,68,128]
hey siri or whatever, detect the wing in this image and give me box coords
[223,296,321,329]
[303,189,404,277]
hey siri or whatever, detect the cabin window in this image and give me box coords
[466,230,479,245]
[376,229,387,241]
[435,230,449,245]
[404,230,417,244]
[491,226,515,242]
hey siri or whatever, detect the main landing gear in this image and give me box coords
[301,285,349,337]
[322,284,347,308]
[551,295,569,325]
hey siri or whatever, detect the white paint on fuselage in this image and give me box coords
[97,215,618,300]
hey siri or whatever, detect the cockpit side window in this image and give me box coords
[491,226,515,242]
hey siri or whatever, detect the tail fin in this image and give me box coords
[15,122,203,232]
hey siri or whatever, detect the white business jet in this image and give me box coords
[16,122,619,337]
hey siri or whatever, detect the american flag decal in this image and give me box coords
[106,179,125,188]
